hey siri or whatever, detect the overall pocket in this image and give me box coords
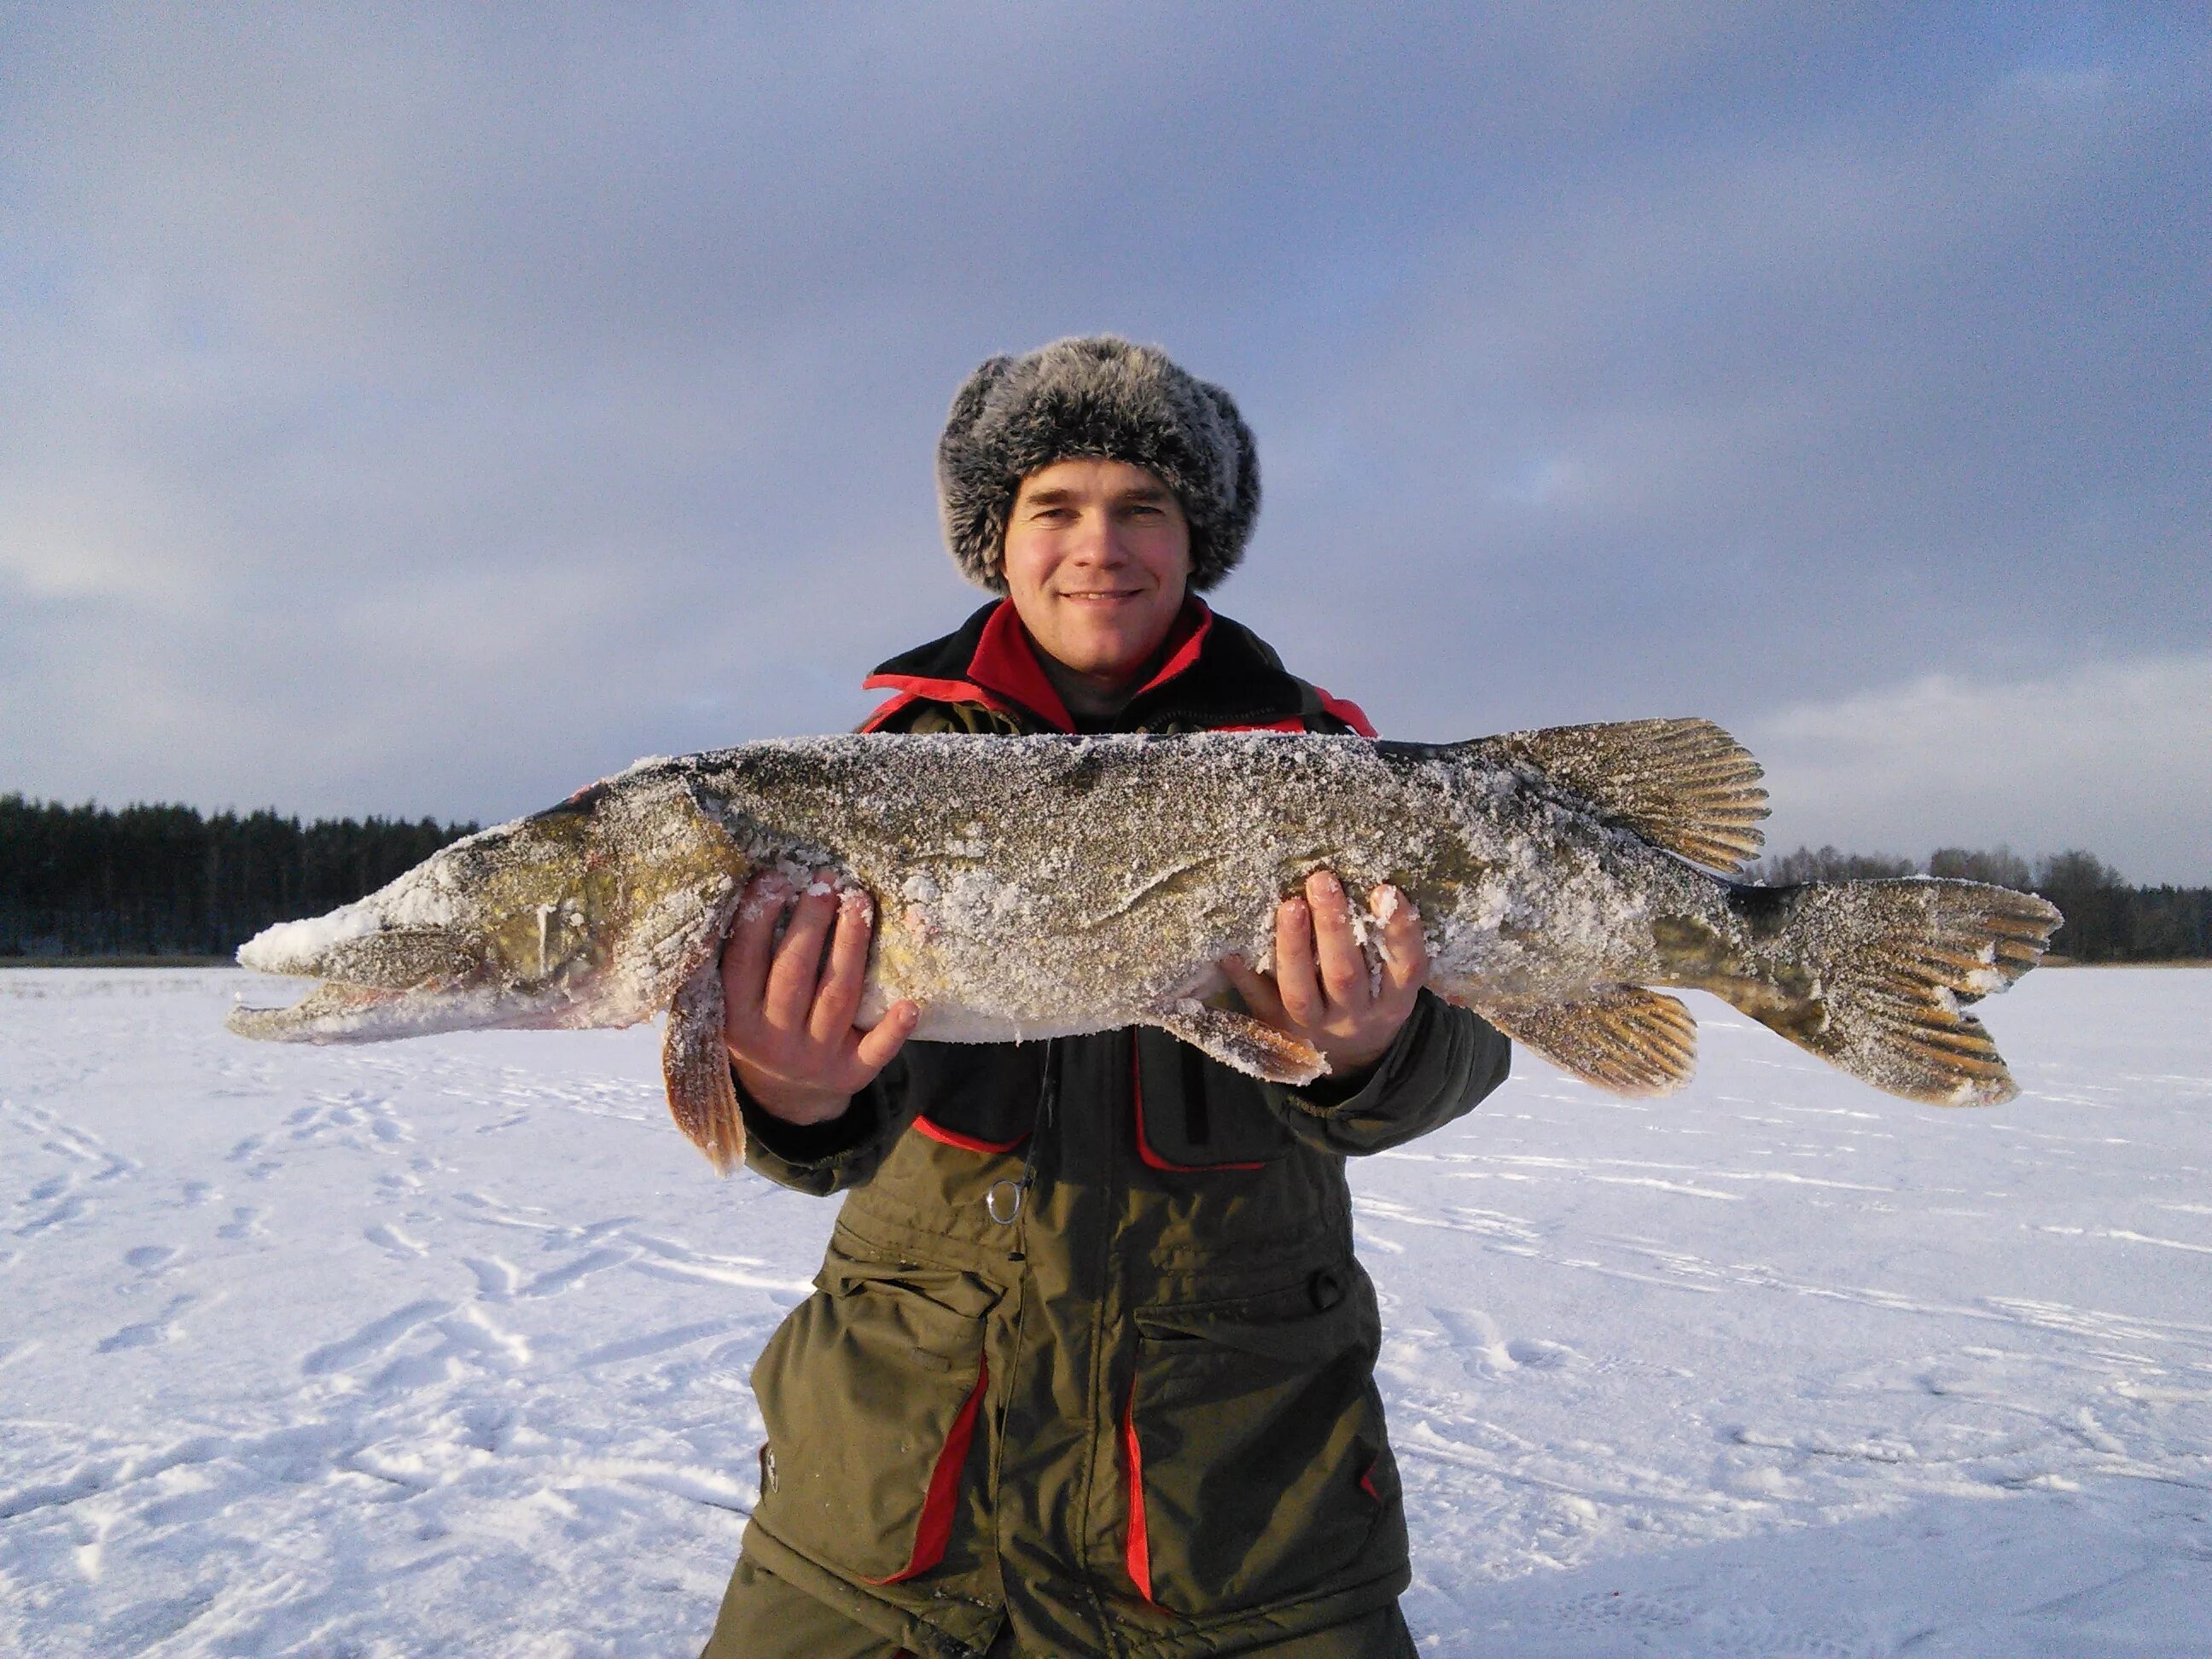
[1133,1028,1297,1170]
[1125,1267,1400,1613]
[750,1246,1000,1584]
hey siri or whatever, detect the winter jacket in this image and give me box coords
[732,598,1511,1659]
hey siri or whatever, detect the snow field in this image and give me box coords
[2,968,2208,1656]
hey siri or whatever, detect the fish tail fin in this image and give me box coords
[1708,878,2060,1105]
[663,952,744,1175]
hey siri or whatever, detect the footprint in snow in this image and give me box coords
[364,1223,428,1260]
[15,1196,90,1237]
[98,1293,196,1353]
[1541,1589,1697,1637]
[125,1244,181,1274]
[573,1318,742,1370]
[452,1400,515,1452]
[300,1299,457,1376]
[1505,1336,1580,1370]
[301,1300,529,1388]
[463,1257,520,1301]
[224,1134,281,1180]
[517,1245,636,1300]
[1538,1588,1872,1659]
[1430,1307,1516,1377]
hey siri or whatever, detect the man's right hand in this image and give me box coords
[720,868,919,1126]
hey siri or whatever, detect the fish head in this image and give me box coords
[228,770,752,1042]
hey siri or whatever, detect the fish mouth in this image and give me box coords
[230,903,586,1044]
[230,899,446,1042]
[225,976,549,1043]
[226,981,410,1042]
[237,905,486,984]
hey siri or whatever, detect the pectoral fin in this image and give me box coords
[1148,999,1329,1086]
[663,949,744,1174]
[1463,983,1697,1096]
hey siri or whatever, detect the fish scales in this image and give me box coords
[684,733,1631,1035]
[227,724,2062,1173]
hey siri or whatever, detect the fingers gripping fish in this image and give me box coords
[227,721,2062,1173]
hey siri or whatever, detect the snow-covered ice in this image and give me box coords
[3,967,2207,1656]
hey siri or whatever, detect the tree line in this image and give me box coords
[1750,844,2211,963]
[2,794,2203,964]
[1,795,479,959]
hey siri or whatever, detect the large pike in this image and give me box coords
[229,721,2061,1172]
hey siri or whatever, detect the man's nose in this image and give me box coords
[1067,510,1132,565]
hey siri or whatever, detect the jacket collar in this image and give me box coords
[864,598,1311,734]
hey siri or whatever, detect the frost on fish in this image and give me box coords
[226,722,2062,1173]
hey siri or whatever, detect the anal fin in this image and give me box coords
[1469,983,1697,1096]
[663,950,744,1174]
[1149,999,1328,1086]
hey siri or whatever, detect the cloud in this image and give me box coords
[1745,652,2212,885]
[0,6,2204,882]
[1237,34,2209,720]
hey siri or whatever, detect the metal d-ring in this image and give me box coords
[985,1037,1056,1228]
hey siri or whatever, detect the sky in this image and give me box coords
[3,4,2206,882]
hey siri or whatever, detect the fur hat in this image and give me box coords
[936,335,1260,593]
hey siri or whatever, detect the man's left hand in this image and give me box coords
[1221,870,1429,1079]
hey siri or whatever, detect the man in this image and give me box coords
[701,337,1511,1658]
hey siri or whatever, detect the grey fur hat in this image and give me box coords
[936,335,1260,593]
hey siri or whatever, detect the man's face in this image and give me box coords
[1000,457,1192,687]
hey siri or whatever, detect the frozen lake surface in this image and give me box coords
[2,967,2207,1656]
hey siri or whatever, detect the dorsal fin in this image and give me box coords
[1451,982,1698,1096]
[1463,718,1767,874]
